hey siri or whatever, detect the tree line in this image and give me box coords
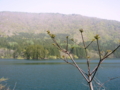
[0,32,119,59]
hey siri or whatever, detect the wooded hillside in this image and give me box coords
[0,12,119,59]
[0,12,120,41]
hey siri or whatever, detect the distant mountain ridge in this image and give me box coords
[0,11,120,42]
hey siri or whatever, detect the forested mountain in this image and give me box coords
[0,11,120,59]
[0,11,120,41]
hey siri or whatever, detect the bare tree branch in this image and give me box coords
[66,36,69,51]
[100,76,120,88]
[91,44,120,76]
[13,82,17,90]
[68,54,89,82]
[52,38,63,50]
[85,40,95,49]
[96,39,102,60]
[101,44,120,61]
[80,31,91,75]
[47,30,120,90]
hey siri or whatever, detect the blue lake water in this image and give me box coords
[0,59,120,90]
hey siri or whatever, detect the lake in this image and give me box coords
[0,59,120,90]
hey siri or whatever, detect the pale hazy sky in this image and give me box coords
[0,0,120,21]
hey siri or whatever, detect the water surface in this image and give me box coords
[0,59,120,90]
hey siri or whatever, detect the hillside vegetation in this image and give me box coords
[0,12,120,59]
[0,12,120,39]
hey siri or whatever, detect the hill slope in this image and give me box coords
[0,11,120,41]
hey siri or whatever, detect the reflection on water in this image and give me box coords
[0,59,120,65]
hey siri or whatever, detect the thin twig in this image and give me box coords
[52,38,63,50]
[93,77,105,90]
[101,44,120,61]
[52,35,89,80]
[13,82,17,90]
[91,45,120,82]
[101,76,120,87]
[85,40,94,49]
[66,36,69,51]
[68,54,89,82]
[97,39,101,60]
[48,31,120,90]
[90,39,102,82]
[63,58,75,66]
[80,32,91,76]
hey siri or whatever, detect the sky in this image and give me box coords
[0,0,120,21]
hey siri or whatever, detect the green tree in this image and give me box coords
[24,45,47,60]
